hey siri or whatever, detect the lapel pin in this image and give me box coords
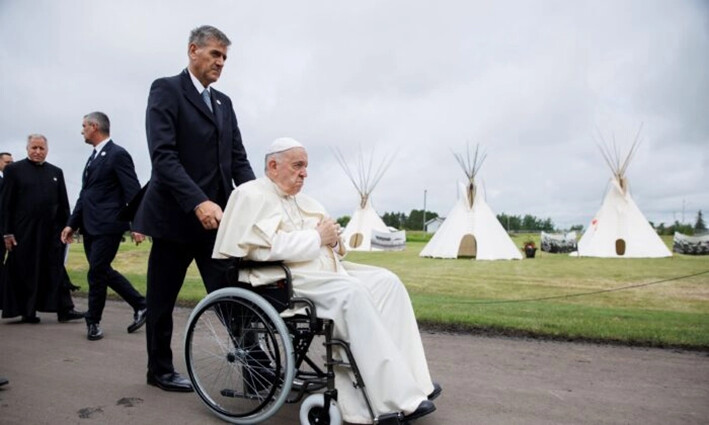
[53,177,57,181]
[216,99,222,105]
[101,151,106,156]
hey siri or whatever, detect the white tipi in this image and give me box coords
[334,148,398,251]
[575,126,671,258]
[420,145,522,260]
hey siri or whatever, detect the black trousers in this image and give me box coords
[145,236,231,376]
[83,232,146,324]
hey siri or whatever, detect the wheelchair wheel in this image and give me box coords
[299,394,343,425]
[185,287,295,424]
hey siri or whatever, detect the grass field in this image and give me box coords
[65,233,709,350]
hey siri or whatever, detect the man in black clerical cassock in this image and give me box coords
[0,134,84,323]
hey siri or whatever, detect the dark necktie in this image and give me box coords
[202,89,213,113]
[84,149,97,177]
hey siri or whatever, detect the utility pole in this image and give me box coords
[422,189,427,231]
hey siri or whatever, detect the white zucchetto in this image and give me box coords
[267,137,304,155]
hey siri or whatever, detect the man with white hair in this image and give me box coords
[213,137,440,424]
[1,135,84,323]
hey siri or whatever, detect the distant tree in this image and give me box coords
[655,222,666,235]
[695,210,707,233]
[497,213,521,231]
[569,224,584,233]
[382,211,407,229]
[336,215,351,228]
[405,209,438,230]
[665,220,694,236]
[497,213,555,232]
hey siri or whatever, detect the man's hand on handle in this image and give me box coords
[195,200,223,230]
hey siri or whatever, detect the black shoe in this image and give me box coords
[127,308,147,333]
[20,316,40,324]
[147,371,194,392]
[58,309,85,322]
[404,400,436,422]
[428,381,442,400]
[0,377,8,386]
[87,323,104,341]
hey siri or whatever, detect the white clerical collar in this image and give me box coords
[188,68,210,94]
[264,176,291,199]
[93,138,110,156]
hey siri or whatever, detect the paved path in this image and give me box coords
[1,298,708,425]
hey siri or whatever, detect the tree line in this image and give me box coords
[652,210,706,236]
[337,210,560,232]
[335,209,707,235]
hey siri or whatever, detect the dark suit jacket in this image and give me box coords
[0,174,5,242]
[67,140,141,236]
[134,69,255,243]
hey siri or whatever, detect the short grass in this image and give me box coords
[65,234,709,349]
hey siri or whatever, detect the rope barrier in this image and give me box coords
[442,270,709,306]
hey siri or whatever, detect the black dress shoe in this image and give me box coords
[87,323,104,341]
[20,316,40,324]
[0,377,8,386]
[404,400,436,422]
[58,309,85,322]
[147,371,194,392]
[127,308,147,333]
[428,381,442,400]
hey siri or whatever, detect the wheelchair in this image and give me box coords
[183,260,409,425]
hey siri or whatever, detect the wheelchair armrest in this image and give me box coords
[227,258,320,332]
[228,258,294,307]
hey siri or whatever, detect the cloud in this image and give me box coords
[1,0,706,230]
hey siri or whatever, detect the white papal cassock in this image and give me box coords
[213,177,433,424]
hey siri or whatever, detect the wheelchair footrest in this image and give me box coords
[374,412,404,425]
[326,359,350,369]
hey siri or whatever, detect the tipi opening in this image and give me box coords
[615,239,626,256]
[458,234,477,257]
[350,233,364,249]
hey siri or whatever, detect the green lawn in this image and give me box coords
[65,234,709,349]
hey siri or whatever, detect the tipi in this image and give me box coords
[334,148,400,251]
[575,126,671,258]
[420,145,522,260]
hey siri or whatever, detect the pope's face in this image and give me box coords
[272,148,308,196]
[188,37,228,87]
[27,138,48,163]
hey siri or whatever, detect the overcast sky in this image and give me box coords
[1,0,707,229]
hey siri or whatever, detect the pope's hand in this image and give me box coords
[317,218,339,247]
[195,200,223,230]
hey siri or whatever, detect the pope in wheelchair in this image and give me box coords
[186,137,439,424]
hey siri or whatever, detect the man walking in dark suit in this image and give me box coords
[61,112,147,341]
[133,25,255,392]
